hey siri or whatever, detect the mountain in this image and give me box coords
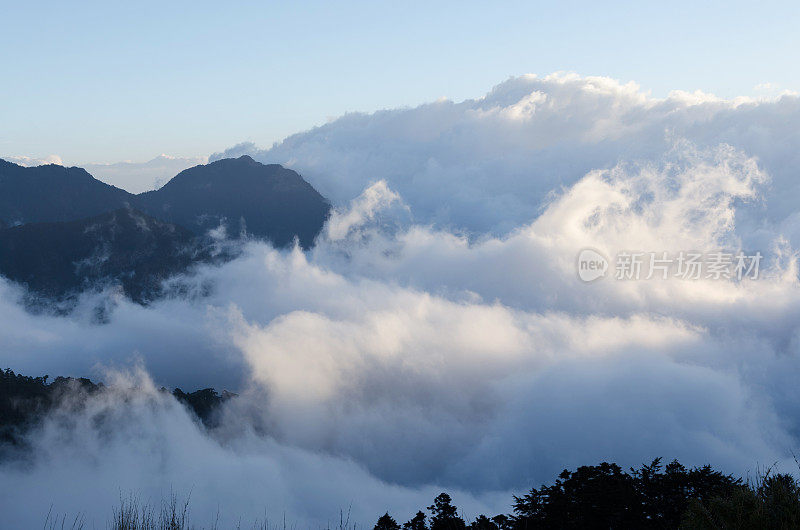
[0,159,134,225]
[0,156,331,248]
[137,155,330,248]
[0,208,208,302]
[0,156,331,304]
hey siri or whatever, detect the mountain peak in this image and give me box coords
[0,159,134,225]
[204,154,257,167]
[137,157,330,247]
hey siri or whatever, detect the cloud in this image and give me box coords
[0,369,505,528]
[3,154,63,166]
[212,73,800,238]
[5,74,800,526]
[325,180,406,241]
[82,154,208,193]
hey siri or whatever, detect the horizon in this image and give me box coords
[6,70,800,194]
[3,0,800,165]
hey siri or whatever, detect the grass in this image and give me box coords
[43,493,357,530]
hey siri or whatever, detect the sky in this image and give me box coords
[2,0,799,166]
[7,3,800,526]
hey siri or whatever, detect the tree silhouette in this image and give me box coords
[632,457,741,525]
[511,460,742,529]
[374,512,401,530]
[403,511,428,530]
[683,472,800,528]
[489,514,511,530]
[468,515,500,530]
[428,493,465,530]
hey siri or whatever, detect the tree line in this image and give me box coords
[373,459,800,529]
[4,368,800,528]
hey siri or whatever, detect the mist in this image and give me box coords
[3,74,800,527]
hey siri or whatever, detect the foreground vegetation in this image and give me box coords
[4,369,800,528]
[377,460,800,529]
[34,459,800,529]
[0,368,230,446]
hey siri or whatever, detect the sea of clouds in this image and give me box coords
[2,73,800,527]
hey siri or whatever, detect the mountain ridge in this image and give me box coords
[0,159,135,225]
[0,155,330,245]
[0,207,208,302]
[0,156,331,303]
[137,155,330,248]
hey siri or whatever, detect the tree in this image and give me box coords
[489,515,512,530]
[428,493,466,530]
[681,472,800,529]
[510,459,743,529]
[403,511,427,530]
[512,462,643,529]
[632,458,741,526]
[375,512,401,530]
[468,515,497,530]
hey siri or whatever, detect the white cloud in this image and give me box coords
[5,74,800,526]
[0,369,505,528]
[82,154,208,193]
[325,180,406,241]
[3,154,63,166]
[212,72,800,238]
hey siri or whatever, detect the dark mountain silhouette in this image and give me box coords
[0,208,208,302]
[0,156,331,303]
[0,159,134,225]
[0,156,330,248]
[138,155,330,248]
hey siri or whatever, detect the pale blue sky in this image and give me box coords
[1,0,798,164]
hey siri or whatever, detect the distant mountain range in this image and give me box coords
[0,156,330,303]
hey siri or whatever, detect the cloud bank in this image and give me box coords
[212,73,800,239]
[4,74,800,526]
[82,154,209,193]
[3,154,64,167]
